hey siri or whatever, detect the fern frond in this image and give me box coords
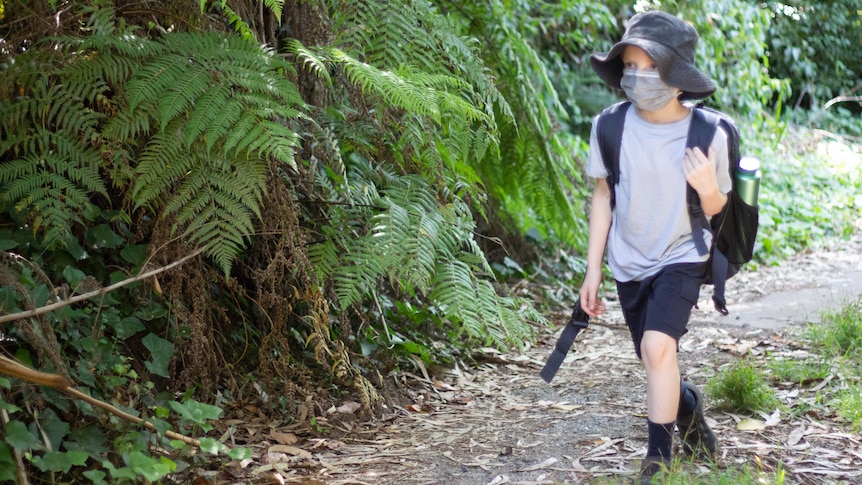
[333,243,387,309]
[286,39,332,83]
[125,54,187,113]
[307,237,341,284]
[332,49,439,123]
[0,47,109,246]
[131,131,188,207]
[103,106,154,141]
[155,64,210,131]
[183,82,233,149]
[263,0,284,20]
[428,260,480,328]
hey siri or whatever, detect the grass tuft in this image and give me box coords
[767,357,832,385]
[706,358,780,414]
[805,299,862,359]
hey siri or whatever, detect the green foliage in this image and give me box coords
[642,0,791,124]
[420,0,597,249]
[753,131,862,261]
[591,459,787,484]
[308,157,542,349]
[707,358,781,413]
[836,383,862,432]
[0,56,109,246]
[1,18,305,274]
[806,299,862,359]
[766,0,862,110]
[0,335,247,483]
[768,357,832,386]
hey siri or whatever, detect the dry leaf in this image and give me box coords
[336,401,361,414]
[762,409,781,426]
[269,430,298,445]
[550,403,582,412]
[434,380,457,391]
[517,457,558,472]
[268,445,312,460]
[787,426,806,446]
[405,403,433,413]
[737,418,766,431]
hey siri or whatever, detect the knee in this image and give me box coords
[640,331,677,369]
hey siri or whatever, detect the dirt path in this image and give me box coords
[234,234,862,485]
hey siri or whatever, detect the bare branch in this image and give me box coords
[0,247,205,325]
[0,355,202,448]
[824,95,862,110]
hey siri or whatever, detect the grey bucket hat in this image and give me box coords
[590,11,716,100]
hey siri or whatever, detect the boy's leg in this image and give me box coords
[618,264,707,483]
[641,330,681,424]
[639,330,679,484]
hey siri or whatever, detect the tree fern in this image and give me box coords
[112,31,304,272]
[306,0,506,178]
[1,12,307,274]
[427,0,589,247]
[310,159,537,348]
[0,53,109,246]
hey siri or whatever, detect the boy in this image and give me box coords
[580,11,730,483]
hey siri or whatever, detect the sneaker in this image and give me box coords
[638,455,670,485]
[677,381,719,459]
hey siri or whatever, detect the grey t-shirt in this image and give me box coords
[587,105,732,282]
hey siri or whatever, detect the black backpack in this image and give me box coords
[595,101,759,314]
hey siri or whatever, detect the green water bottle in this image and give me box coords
[735,156,761,206]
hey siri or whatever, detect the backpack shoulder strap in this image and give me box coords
[686,107,721,256]
[595,101,631,209]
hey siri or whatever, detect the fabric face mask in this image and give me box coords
[620,69,679,111]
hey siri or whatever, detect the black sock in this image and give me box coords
[678,381,698,418]
[646,419,675,458]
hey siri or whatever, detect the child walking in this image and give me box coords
[580,11,729,483]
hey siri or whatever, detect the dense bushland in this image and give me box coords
[0,0,859,482]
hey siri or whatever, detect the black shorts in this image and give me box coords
[616,263,707,359]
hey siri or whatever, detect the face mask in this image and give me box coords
[620,69,679,111]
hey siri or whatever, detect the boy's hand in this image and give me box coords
[683,146,728,216]
[682,147,719,195]
[579,269,606,317]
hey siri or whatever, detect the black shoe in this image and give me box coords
[677,381,719,460]
[638,455,670,485]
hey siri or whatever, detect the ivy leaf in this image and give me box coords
[33,451,89,473]
[112,317,145,339]
[128,451,174,481]
[142,333,174,378]
[62,266,88,291]
[0,442,16,482]
[88,224,125,249]
[82,469,108,485]
[40,409,70,452]
[197,437,224,455]
[65,424,109,455]
[169,399,222,429]
[4,421,43,451]
[120,244,149,266]
[227,446,252,460]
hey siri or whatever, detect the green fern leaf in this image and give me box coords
[156,64,210,131]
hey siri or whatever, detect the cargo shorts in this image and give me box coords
[616,262,708,360]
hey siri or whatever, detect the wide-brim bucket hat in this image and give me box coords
[590,11,716,100]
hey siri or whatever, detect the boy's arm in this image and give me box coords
[683,147,728,216]
[580,178,612,317]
